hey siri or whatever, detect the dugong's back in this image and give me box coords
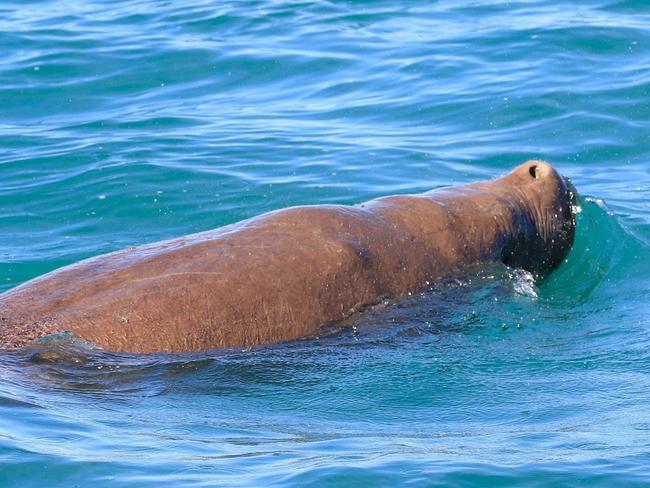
[0,204,440,352]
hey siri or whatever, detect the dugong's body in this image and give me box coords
[0,161,576,353]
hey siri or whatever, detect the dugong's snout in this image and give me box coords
[499,160,577,275]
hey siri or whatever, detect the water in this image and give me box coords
[1,0,649,485]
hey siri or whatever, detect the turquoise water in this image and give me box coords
[1,0,650,485]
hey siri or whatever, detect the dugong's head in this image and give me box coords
[494,160,577,276]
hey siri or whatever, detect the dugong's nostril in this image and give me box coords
[524,160,553,180]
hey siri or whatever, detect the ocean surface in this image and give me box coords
[1,0,649,486]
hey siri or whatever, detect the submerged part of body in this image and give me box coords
[0,161,576,353]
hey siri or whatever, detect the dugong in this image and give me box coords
[0,161,576,353]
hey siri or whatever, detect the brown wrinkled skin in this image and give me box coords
[0,161,576,353]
